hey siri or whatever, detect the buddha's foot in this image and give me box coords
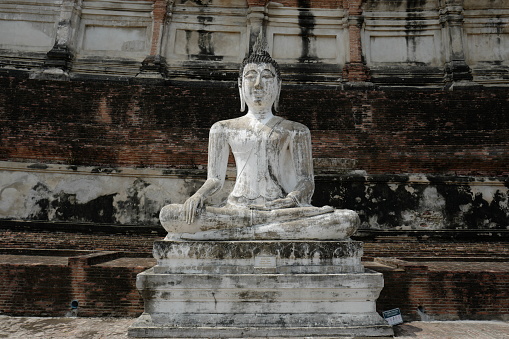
[168,209,359,241]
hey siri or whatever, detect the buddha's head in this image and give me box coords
[238,36,281,113]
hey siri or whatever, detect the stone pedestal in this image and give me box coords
[129,240,393,338]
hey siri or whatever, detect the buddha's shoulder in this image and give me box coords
[278,118,310,133]
[210,117,244,131]
[210,116,310,133]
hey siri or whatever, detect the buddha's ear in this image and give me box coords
[273,80,281,112]
[238,78,246,112]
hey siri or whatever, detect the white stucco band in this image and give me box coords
[1,160,507,231]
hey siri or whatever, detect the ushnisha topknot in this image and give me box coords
[239,31,281,80]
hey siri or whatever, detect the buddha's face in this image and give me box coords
[240,63,280,111]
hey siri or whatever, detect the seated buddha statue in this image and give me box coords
[160,39,359,241]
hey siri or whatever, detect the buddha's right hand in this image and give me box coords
[183,193,204,224]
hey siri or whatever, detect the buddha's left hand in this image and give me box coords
[259,197,296,210]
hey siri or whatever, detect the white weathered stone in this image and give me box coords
[162,0,249,69]
[266,6,348,64]
[362,0,444,86]
[152,240,364,274]
[0,0,61,52]
[129,240,393,338]
[130,45,392,338]
[463,0,509,84]
[363,1,443,67]
[159,44,360,241]
[1,0,508,85]
[72,0,153,75]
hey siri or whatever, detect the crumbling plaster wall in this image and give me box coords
[314,174,509,230]
[0,161,232,226]
[1,161,508,231]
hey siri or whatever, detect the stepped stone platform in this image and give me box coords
[2,228,509,321]
[128,240,393,338]
[3,316,509,339]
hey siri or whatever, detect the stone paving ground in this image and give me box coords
[0,316,508,339]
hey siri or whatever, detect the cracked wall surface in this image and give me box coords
[1,161,507,230]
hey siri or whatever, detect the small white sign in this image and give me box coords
[254,256,276,268]
[383,308,403,326]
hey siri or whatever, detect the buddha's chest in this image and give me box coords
[228,127,289,158]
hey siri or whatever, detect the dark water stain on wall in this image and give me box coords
[315,175,509,230]
[197,30,214,56]
[114,178,161,225]
[434,182,509,230]
[181,0,211,5]
[185,11,223,61]
[29,182,50,221]
[297,0,318,63]
[315,175,421,228]
[51,192,117,224]
[197,16,214,57]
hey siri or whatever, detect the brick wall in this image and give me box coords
[2,228,509,257]
[0,249,151,317]
[1,75,508,230]
[0,263,72,316]
[1,231,508,319]
[0,229,159,252]
[1,76,508,176]
[373,258,509,321]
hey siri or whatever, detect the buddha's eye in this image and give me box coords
[261,70,274,79]
[244,71,258,81]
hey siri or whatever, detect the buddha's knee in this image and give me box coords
[333,209,360,236]
[159,204,183,233]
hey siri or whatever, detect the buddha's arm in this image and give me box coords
[260,126,314,210]
[183,123,229,223]
[287,127,314,205]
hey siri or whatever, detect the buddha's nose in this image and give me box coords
[254,74,262,88]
